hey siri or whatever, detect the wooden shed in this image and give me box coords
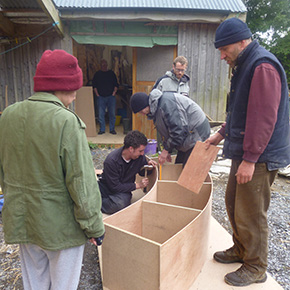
[0,0,247,139]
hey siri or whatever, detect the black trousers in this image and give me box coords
[98,181,132,214]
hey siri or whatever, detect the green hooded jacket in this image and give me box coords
[0,92,104,251]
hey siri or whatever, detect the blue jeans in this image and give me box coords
[98,95,116,132]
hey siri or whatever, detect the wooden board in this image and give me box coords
[142,200,200,244]
[102,225,160,290]
[102,163,213,290]
[159,163,183,180]
[160,196,212,290]
[177,141,219,194]
[157,181,210,210]
[75,86,97,137]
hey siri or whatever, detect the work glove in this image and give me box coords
[94,233,105,246]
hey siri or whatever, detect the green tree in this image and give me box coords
[244,0,290,84]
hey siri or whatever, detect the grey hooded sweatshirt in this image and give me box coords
[153,70,190,97]
[147,89,210,153]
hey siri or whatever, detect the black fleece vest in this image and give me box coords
[223,40,290,170]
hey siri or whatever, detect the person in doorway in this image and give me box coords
[0,49,105,290]
[98,130,157,214]
[92,59,119,135]
[130,90,210,166]
[205,18,290,287]
[152,55,190,97]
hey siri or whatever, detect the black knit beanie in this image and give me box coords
[130,92,149,113]
[214,18,252,49]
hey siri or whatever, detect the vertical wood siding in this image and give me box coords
[0,31,73,112]
[0,23,230,122]
[178,23,230,121]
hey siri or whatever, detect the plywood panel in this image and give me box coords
[159,197,212,290]
[160,163,183,180]
[157,181,211,210]
[102,163,213,290]
[178,141,219,193]
[104,167,158,235]
[142,201,200,244]
[102,225,160,290]
[103,196,143,236]
[75,86,97,137]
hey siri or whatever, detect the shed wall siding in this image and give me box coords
[0,31,72,111]
[178,23,229,121]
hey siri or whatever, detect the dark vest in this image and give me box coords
[223,40,290,170]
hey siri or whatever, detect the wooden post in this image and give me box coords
[5,85,8,108]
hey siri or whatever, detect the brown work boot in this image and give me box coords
[214,246,243,264]
[224,265,267,286]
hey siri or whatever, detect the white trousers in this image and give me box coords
[19,243,85,290]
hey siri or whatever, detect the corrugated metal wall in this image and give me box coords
[178,23,230,121]
[0,31,73,112]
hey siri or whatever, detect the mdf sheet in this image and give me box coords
[102,225,160,290]
[75,86,97,137]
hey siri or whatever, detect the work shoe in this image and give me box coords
[224,265,267,286]
[214,247,243,264]
[110,130,117,135]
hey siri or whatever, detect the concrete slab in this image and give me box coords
[87,124,125,146]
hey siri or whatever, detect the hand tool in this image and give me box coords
[140,165,153,193]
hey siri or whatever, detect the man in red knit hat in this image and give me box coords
[0,49,105,290]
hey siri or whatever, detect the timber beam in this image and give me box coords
[0,12,15,36]
[36,0,64,38]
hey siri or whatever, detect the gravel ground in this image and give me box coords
[210,162,290,290]
[0,148,289,289]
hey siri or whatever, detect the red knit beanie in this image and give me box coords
[34,49,83,92]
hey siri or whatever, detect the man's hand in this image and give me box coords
[235,160,255,184]
[204,133,224,149]
[158,149,171,165]
[136,178,149,189]
[148,159,158,167]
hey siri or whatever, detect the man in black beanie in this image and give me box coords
[205,17,290,286]
[130,90,210,166]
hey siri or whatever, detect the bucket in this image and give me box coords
[117,108,127,120]
[0,198,3,213]
[144,139,157,155]
[115,115,121,126]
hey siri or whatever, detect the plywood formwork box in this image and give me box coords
[102,162,213,289]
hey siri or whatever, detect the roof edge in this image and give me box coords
[59,10,246,24]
